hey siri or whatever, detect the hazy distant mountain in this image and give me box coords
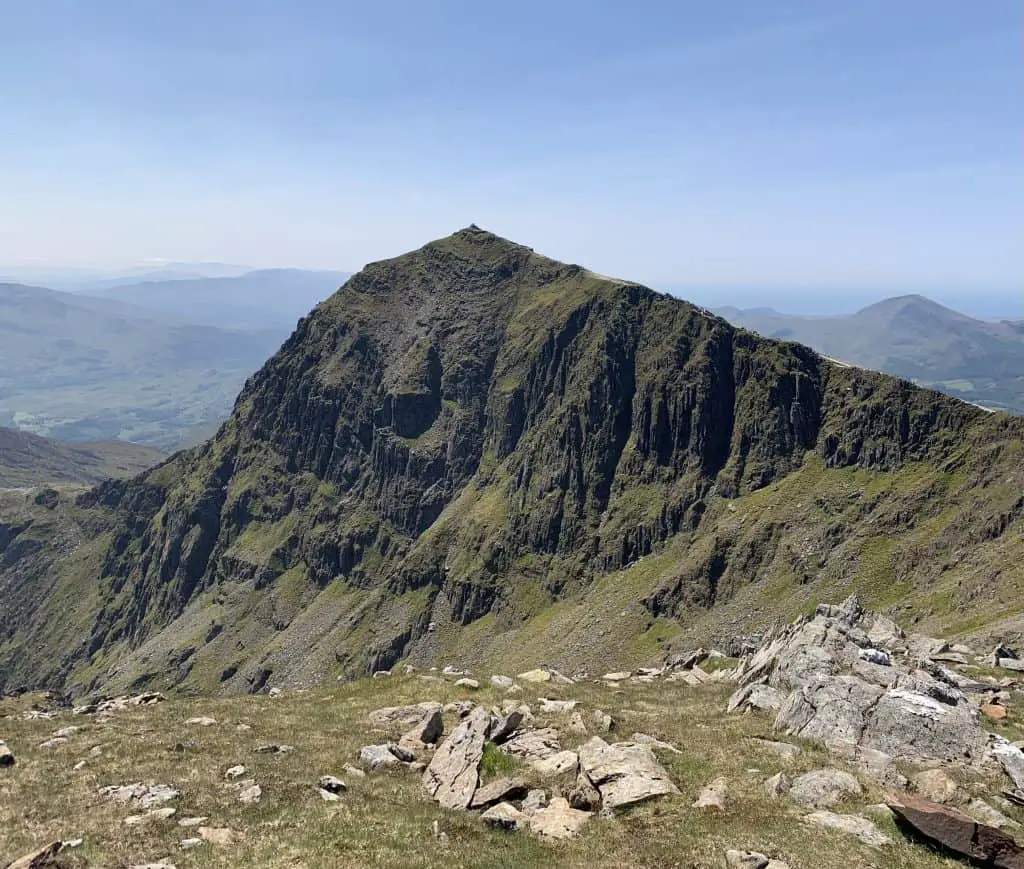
[0,282,286,449]
[97,268,351,329]
[718,294,1024,414]
[0,262,254,292]
[0,426,162,488]
[0,268,349,448]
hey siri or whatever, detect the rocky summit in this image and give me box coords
[0,226,1022,701]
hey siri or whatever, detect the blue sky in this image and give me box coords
[1,0,1021,311]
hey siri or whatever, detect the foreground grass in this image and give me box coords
[0,675,981,868]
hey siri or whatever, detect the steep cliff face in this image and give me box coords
[1,228,1021,695]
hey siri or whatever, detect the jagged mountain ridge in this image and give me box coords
[1,227,1021,696]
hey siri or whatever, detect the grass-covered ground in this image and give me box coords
[2,672,1010,868]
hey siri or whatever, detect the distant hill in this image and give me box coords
[717,294,1024,414]
[97,268,351,330]
[0,262,253,291]
[0,426,161,488]
[0,282,287,449]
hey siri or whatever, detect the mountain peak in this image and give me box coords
[2,231,1018,704]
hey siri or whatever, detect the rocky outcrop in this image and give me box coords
[733,597,991,767]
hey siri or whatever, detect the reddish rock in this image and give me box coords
[983,702,1009,722]
[6,842,65,869]
[887,791,1024,868]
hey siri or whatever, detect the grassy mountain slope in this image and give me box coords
[718,294,1024,413]
[0,427,161,488]
[0,228,1021,697]
[0,282,288,448]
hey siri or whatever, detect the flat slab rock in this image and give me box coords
[470,777,528,809]
[532,750,579,777]
[423,705,491,809]
[888,791,1024,868]
[805,811,891,846]
[578,736,680,810]
[501,727,562,762]
[368,703,442,728]
[527,797,592,839]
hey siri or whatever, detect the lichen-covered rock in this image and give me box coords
[423,706,491,809]
[577,737,680,810]
[480,802,524,831]
[727,682,786,715]
[805,811,890,847]
[501,728,562,762]
[693,776,729,812]
[527,797,591,840]
[788,769,861,808]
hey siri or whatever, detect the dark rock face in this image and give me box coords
[888,792,1024,868]
[0,227,1020,695]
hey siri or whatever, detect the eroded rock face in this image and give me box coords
[577,737,680,811]
[775,675,884,745]
[423,705,491,809]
